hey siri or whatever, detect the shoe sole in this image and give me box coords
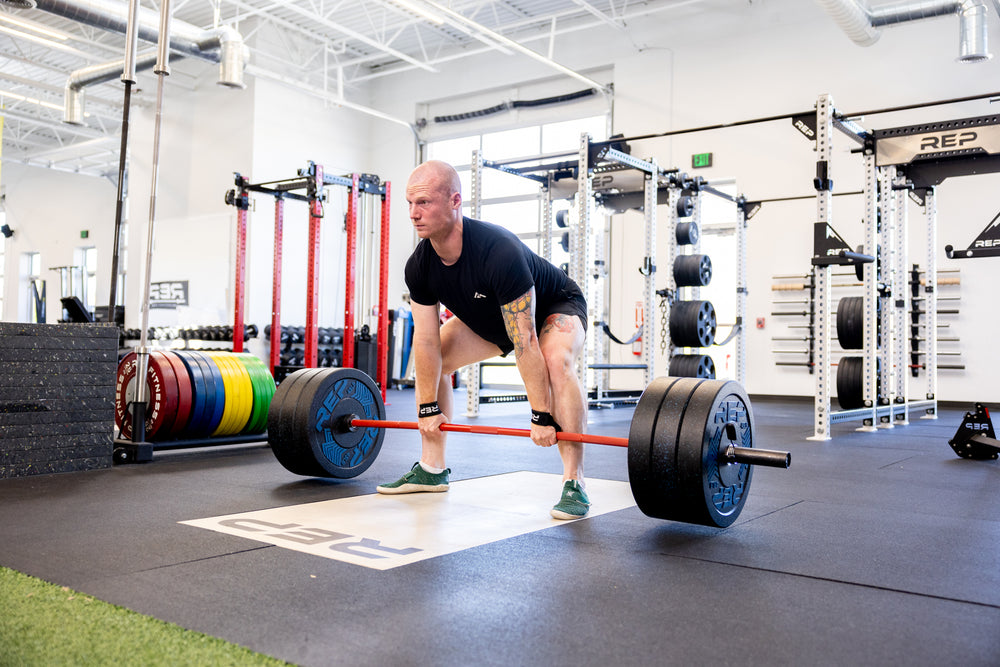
[376,483,449,495]
[550,507,589,520]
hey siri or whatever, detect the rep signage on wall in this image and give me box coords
[149,280,189,308]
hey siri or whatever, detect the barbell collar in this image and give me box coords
[333,414,359,433]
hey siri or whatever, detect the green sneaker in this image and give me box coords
[376,462,450,495]
[550,479,591,520]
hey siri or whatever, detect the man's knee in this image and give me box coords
[543,345,578,383]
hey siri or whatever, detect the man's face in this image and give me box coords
[406,172,459,239]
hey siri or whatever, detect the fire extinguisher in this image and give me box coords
[633,301,643,356]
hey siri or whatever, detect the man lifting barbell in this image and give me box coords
[376,160,592,520]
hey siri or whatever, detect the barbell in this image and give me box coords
[266,368,791,528]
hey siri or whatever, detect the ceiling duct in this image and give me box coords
[816,0,994,62]
[8,0,249,124]
[64,52,161,125]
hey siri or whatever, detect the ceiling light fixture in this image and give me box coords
[0,25,95,59]
[394,0,444,24]
[0,14,68,40]
[0,88,63,112]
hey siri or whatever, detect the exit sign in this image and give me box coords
[691,152,713,168]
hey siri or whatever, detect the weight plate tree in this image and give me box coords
[669,190,716,379]
[268,368,790,528]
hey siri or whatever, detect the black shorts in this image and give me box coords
[496,279,588,357]
[536,280,588,336]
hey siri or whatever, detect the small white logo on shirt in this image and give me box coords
[473,292,487,299]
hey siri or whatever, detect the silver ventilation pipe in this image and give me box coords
[816,0,993,62]
[64,52,161,125]
[30,0,248,79]
[19,0,248,123]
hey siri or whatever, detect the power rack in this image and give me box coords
[462,135,749,416]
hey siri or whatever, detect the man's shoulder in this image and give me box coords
[465,216,521,249]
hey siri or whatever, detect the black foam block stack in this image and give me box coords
[0,322,118,478]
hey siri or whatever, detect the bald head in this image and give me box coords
[406,160,464,242]
[408,160,461,200]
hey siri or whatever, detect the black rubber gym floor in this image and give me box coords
[1,391,998,666]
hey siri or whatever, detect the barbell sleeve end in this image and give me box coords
[727,445,791,469]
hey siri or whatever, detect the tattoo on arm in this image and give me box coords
[501,290,535,359]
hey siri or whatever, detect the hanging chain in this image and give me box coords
[657,288,672,356]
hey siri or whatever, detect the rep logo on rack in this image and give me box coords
[918,130,978,151]
[875,116,1000,166]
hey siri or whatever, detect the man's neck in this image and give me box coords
[430,215,464,266]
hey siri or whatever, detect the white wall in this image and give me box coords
[123,68,254,340]
[368,0,1000,402]
[0,163,115,322]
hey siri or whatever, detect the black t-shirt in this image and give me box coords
[405,217,572,353]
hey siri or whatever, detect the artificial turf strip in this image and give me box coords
[0,567,292,666]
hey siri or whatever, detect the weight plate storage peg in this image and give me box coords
[268,368,385,478]
[837,356,881,410]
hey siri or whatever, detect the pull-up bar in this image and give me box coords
[589,90,1000,148]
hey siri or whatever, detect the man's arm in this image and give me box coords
[500,288,557,446]
[410,301,449,435]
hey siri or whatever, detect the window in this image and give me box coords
[424,114,608,387]
[80,246,97,311]
[0,210,5,319]
[22,251,43,323]
[426,114,608,240]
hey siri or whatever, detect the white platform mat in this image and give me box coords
[180,471,635,570]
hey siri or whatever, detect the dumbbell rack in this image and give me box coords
[121,324,260,352]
